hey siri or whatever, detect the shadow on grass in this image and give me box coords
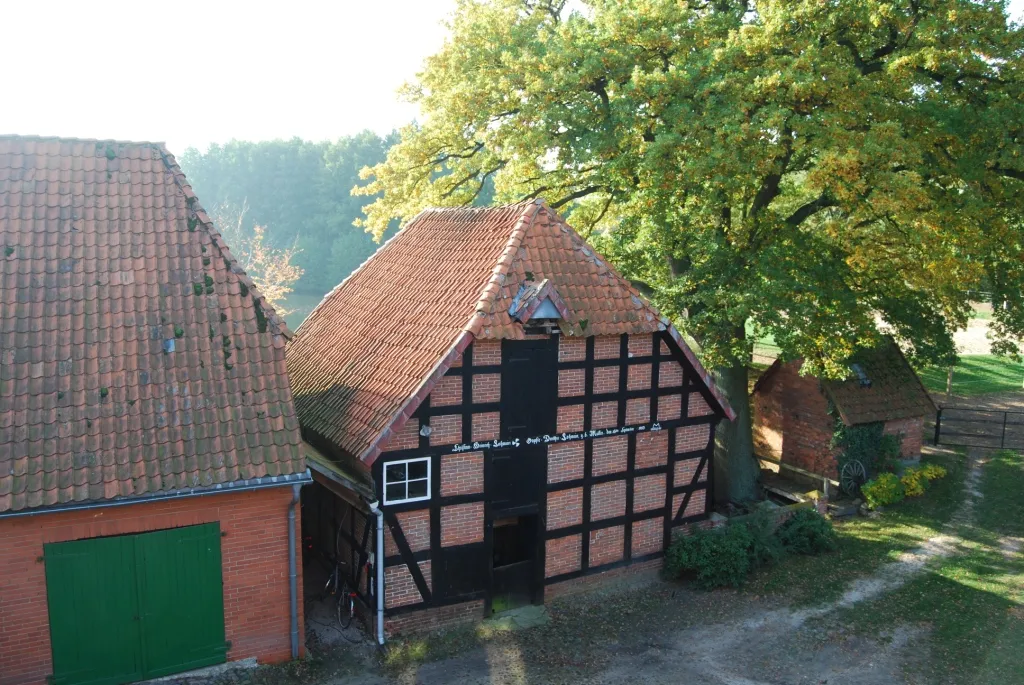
[827,532,1023,684]
[820,449,1024,684]
[745,450,968,606]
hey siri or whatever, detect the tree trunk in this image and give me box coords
[713,353,761,504]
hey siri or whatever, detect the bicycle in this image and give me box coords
[321,560,358,630]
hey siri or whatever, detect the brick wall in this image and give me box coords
[547,441,585,483]
[472,374,501,404]
[0,487,303,685]
[751,361,838,477]
[590,480,626,521]
[471,412,500,442]
[384,599,485,635]
[440,503,483,547]
[633,474,666,512]
[440,451,484,496]
[883,416,924,458]
[589,526,624,567]
[431,375,462,407]
[592,435,628,475]
[384,560,432,608]
[385,509,430,557]
[635,431,668,469]
[545,557,661,602]
[546,488,583,530]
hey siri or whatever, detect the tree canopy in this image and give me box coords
[356,0,1024,500]
[180,131,397,298]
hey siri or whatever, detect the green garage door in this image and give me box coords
[44,523,227,685]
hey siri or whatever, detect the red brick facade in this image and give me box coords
[0,488,302,685]
[753,360,929,478]
[363,332,722,634]
[883,416,924,459]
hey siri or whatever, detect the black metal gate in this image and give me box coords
[934,407,1024,450]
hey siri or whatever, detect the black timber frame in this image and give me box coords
[372,331,723,616]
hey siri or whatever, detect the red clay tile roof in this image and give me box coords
[823,339,937,425]
[288,201,734,465]
[753,338,936,425]
[0,135,305,514]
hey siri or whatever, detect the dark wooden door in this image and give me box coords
[486,338,557,610]
[500,337,558,440]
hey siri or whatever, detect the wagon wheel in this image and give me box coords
[840,459,868,496]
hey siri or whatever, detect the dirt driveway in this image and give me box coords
[270,571,925,685]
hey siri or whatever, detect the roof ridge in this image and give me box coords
[465,201,546,336]
[0,133,168,147]
[154,146,293,340]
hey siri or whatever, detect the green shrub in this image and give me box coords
[920,463,947,481]
[901,466,928,497]
[776,508,837,554]
[861,472,905,509]
[665,523,754,589]
[746,510,785,569]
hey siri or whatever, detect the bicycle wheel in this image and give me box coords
[336,581,352,630]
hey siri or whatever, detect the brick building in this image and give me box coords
[0,136,309,685]
[287,201,733,635]
[752,339,936,478]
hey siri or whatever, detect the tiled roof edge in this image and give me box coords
[468,201,544,334]
[292,209,426,337]
[661,324,737,421]
[358,330,476,465]
[154,145,293,340]
[751,358,785,395]
[891,338,939,415]
[0,470,313,518]
[0,133,167,146]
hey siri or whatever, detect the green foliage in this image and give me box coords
[666,507,835,588]
[666,523,754,589]
[178,132,399,299]
[173,326,184,339]
[353,0,1024,503]
[745,510,785,570]
[776,509,838,555]
[901,466,929,497]
[920,463,948,481]
[832,418,902,477]
[862,473,906,509]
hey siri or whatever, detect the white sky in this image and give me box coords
[1,0,1021,157]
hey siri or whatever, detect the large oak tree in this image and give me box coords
[356,0,1024,501]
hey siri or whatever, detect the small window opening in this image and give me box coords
[383,457,431,505]
[492,515,537,568]
[851,363,872,388]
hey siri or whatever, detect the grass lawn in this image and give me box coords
[826,450,1024,684]
[746,449,967,607]
[919,355,1024,396]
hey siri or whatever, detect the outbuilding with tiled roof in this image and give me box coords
[752,338,937,480]
[0,135,310,685]
[288,200,733,636]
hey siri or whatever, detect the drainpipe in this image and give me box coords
[288,484,301,659]
[368,499,386,645]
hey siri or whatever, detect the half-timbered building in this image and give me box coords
[288,201,734,634]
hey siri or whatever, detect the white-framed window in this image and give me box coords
[383,457,431,505]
